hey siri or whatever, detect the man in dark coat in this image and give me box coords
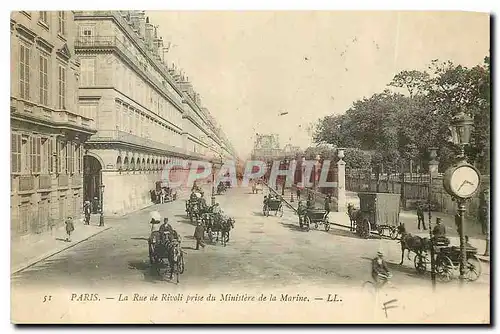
[432,217,448,246]
[416,203,427,230]
[194,220,205,250]
[65,216,75,242]
[324,194,332,217]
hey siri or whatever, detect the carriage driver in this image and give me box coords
[432,218,448,246]
[372,251,392,288]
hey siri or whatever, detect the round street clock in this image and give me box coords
[443,163,481,199]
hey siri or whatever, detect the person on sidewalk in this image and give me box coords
[416,203,427,230]
[65,216,75,242]
[194,220,205,250]
[83,200,91,225]
[324,194,332,217]
[296,188,301,201]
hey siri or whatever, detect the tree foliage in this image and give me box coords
[314,55,490,174]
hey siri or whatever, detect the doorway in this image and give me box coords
[83,155,102,214]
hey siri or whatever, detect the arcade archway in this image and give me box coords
[83,155,102,214]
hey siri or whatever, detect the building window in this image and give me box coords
[39,55,49,106]
[58,65,66,109]
[80,58,95,86]
[39,11,49,26]
[76,144,82,174]
[57,139,66,174]
[66,142,74,174]
[11,133,22,174]
[19,203,30,235]
[30,136,41,174]
[19,44,30,100]
[48,137,54,173]
[80,26,94,41]
[58,11,66,36]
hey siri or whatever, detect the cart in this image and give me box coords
[302,209,330,232]
[354,192,401,239]
[263,197,284,217]
[414,244,482,282]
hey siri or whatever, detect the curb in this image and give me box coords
[12,226,112,275]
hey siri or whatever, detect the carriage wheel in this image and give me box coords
[389,227,398,240]
[304,216,311,231]
[148,242,155,265]
[278,205,284,217]
[435,255,454,282]
[414,253,427,275]
[314,222,319,229]
[465,256,482,282]
[324,218,330,232]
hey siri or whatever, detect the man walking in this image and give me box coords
[194,220,205,250]
[65,216,75,242]
[324,194,332,217]
[416,203,427,230]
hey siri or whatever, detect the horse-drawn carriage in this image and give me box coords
[263,195,284,217]
[348,192,400,239]
[201,212,235,246]
[185,192,207,222]
[147,212,185,283]
[414,243,482,282]
[300,208,331,232]
[150,181,177,204]
[216,182,227,195]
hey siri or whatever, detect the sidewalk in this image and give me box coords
[11,218,112,275]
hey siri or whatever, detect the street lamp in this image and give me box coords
[99,183,105,227]
[427,147,439,290]
[443,111,481,285]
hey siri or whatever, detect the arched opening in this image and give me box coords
[146,158,150,170]
[116,156,122,171]
[124,157,129,171]
[131,157,136,171]
[84,155,103,214]
[155,159,159,170]
[142,158,145,171]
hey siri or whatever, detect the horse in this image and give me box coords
[397,223,432,265]
[347,203,358,232]
[149,231,183,283]
[220,217,235,247]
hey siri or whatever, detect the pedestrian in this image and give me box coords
[296,187,301,201]
[416,203,427,230]
[194,220,205,250]
[65,216,75,242]
[83,200,91,225]
[324,194,331,217]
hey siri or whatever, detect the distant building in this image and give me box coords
[10,11,96,243]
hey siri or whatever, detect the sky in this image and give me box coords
[147,11,490,159]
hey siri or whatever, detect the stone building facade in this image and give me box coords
[10,11,96,242]
[73,11,236,216]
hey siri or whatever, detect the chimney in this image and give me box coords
[145,17,154,49]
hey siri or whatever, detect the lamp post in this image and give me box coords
[428,147,439,290]
[99,183,105,227]
[443,111,480,286]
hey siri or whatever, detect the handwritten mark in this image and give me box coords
[382,299,399,318]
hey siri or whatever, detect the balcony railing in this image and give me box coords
[89,130,187,156]
[19,175,35,192]
[38,175,52,190]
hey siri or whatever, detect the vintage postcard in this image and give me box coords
[10,9,490,324]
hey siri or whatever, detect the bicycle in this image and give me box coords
[362,273,397,296]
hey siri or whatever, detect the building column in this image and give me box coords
[337,153,346,212]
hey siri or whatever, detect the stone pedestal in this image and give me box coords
[337,159,346,212]
[429,161,439,177]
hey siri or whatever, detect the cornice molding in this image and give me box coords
[15,23,36,44]
[35,36,54,53]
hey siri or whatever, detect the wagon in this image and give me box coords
[354,192,401,239]
[263,197,284,217]
[301,208,330,232]
[414,244,482,282]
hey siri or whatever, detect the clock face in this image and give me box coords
[449,165,480,198]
